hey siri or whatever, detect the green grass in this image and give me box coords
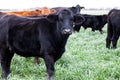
[0,10,120,80]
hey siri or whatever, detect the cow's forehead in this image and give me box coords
[61,10,71,15]
[58,9,73,18]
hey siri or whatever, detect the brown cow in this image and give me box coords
[4,7,56,16]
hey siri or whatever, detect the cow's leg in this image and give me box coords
[92,25,97,32]
[1,48,14,78]
[106,34,112,49]
[34,57,40,64]
[92,23,98,32]
[111,33,119,49]
[106,23,113,49]
[99,29,103,34]
[92,28,95,32]
[44,54,54,80]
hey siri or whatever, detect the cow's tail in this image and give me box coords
[106,15,113,48]
[107,15,113,40]
[107,16,113,33]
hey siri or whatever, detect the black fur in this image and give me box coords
[106,9,120,49]
[74,14,107,34]
[0,9,84,80]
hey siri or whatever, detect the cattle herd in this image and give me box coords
[0,4,119,80]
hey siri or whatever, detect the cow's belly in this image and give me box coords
[13,48,43,57]
[10,41,42,57]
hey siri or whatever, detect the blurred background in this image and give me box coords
[0,0,120,10]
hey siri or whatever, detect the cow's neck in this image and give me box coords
[52,23,69,50]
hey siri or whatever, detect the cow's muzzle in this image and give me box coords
[62,29,72,35]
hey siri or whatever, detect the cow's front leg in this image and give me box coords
[44,54,55,80]
[1,48,14,78]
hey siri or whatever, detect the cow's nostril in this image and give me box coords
[63,29,72,35]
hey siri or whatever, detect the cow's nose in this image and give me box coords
[63,29,72,35]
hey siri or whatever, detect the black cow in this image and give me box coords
[0,9,84,80]
[74,14,107,34]
[106,9,120,49]
[69,5,84,14]
[34,5,85,64]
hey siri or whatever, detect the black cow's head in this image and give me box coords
[47,9,85,35]
[69,5,85,14]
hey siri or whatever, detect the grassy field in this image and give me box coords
[0,10,120,80]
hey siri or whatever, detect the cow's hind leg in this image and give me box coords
[44,54,54,80]
[106,22,113,49]
[106,34,113,49]
[92,28,95,32]
[1,48,14,78]
[34,57,40,64]
[111,33,119,49]
[99,29,103,34]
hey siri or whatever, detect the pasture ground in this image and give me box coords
[0,10,120,80]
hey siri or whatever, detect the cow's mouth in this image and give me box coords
[62,29,72,35]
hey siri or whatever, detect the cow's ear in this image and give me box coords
[47,14,58,23]
[69,7,77,14]
[80,6,85,9]
[69,5,81,14]
[74,14,85,25]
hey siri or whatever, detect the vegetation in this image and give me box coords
[0,10,120,80]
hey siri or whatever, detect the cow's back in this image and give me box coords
[108,9,120,30]
[0,13,11,44]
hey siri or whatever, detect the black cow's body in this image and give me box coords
[33,5,85,64]
[74,14,107,33]
[0,9,84,80]
[106,9,120,48]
